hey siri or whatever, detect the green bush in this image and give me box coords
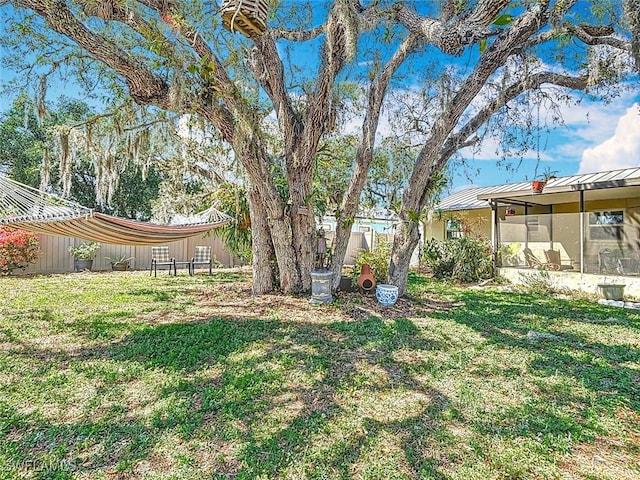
[68,242,100,260]
[354,235,391,283]
[421,237,493,282]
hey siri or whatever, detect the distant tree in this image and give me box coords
[0,96,47,187]
[0,96,163,220]
[211,181,253,265]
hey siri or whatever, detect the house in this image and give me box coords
[320,208,398,265]
[428,167,640,298]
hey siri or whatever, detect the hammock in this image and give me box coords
[0,175,232,246]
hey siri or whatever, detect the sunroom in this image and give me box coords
[428,167,640,298]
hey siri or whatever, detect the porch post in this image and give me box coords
[491,200,498,268]
[525,203,529,248]
[579,190,585,273]
[549,205,554,250]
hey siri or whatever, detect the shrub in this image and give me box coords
[517,270,565,296]
[68,242,100,260]
[354,235,391,283]
[421,236,493,282]
[0,227,40,275]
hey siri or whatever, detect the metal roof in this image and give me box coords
[434,186,493,211]
[477,167,640,201]
[435,167,640,211]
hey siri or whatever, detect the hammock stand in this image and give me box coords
[0,175,232,246]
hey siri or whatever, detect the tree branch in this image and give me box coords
[128,0,238,99]
[249,35,300,156]
[394,0,510,55]
[405,3,549,211]
[271,24,325,41]
[301,0,358,162]
[440,71,589,161]
[16,0,169,106]
[568,24,630,50]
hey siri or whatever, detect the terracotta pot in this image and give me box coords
[531,180,545,193]
[357,264,376,293]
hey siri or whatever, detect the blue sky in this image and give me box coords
[449,94,640,191]
[1,1,639,195]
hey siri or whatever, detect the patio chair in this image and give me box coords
[544,249,573,271]
[190,245,212,275]
[523,247,560,271]
[150,246,176,276]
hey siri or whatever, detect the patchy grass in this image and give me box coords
[0,270,638,479]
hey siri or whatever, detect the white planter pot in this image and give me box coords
[376,284,398,307]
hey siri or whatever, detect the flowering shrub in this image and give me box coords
[0,227,40,275]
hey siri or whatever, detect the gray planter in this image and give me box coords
[597,283,625,301]
[74,259,93,272]
[310,271,333,304]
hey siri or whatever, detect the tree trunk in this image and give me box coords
[233,127,306,294]
[287,168,316,291]
[247,184,276,294]
[388,219,421,296]
[389,5,547,295]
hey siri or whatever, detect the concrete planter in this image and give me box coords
[73,259,93,272]
[598,283,625,301]
[310,271,333,304]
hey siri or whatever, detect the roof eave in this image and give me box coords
[477,177,640,201]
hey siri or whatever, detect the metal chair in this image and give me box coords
[190,246,212,275]
[150,246,176,276]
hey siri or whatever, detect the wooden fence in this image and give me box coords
[20,232,242,274]
[18,230,396,274]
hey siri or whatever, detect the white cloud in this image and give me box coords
[578,103,640,174]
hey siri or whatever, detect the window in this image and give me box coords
[589,211,624,240]
[445,219,464,239]
[358,225,371,233]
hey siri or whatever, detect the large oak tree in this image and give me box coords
[2,0,638,294]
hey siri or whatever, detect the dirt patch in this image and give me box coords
[194,282,455,323]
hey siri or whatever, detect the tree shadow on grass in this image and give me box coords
[429,287,640,464]
[3,311,456,479]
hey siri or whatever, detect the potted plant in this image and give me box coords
[105,254,134,271]
[531,168,558,194]
[68,242,100,272]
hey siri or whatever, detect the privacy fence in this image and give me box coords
[16,231,394,274]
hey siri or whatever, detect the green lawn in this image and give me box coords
[0,270,638,479]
